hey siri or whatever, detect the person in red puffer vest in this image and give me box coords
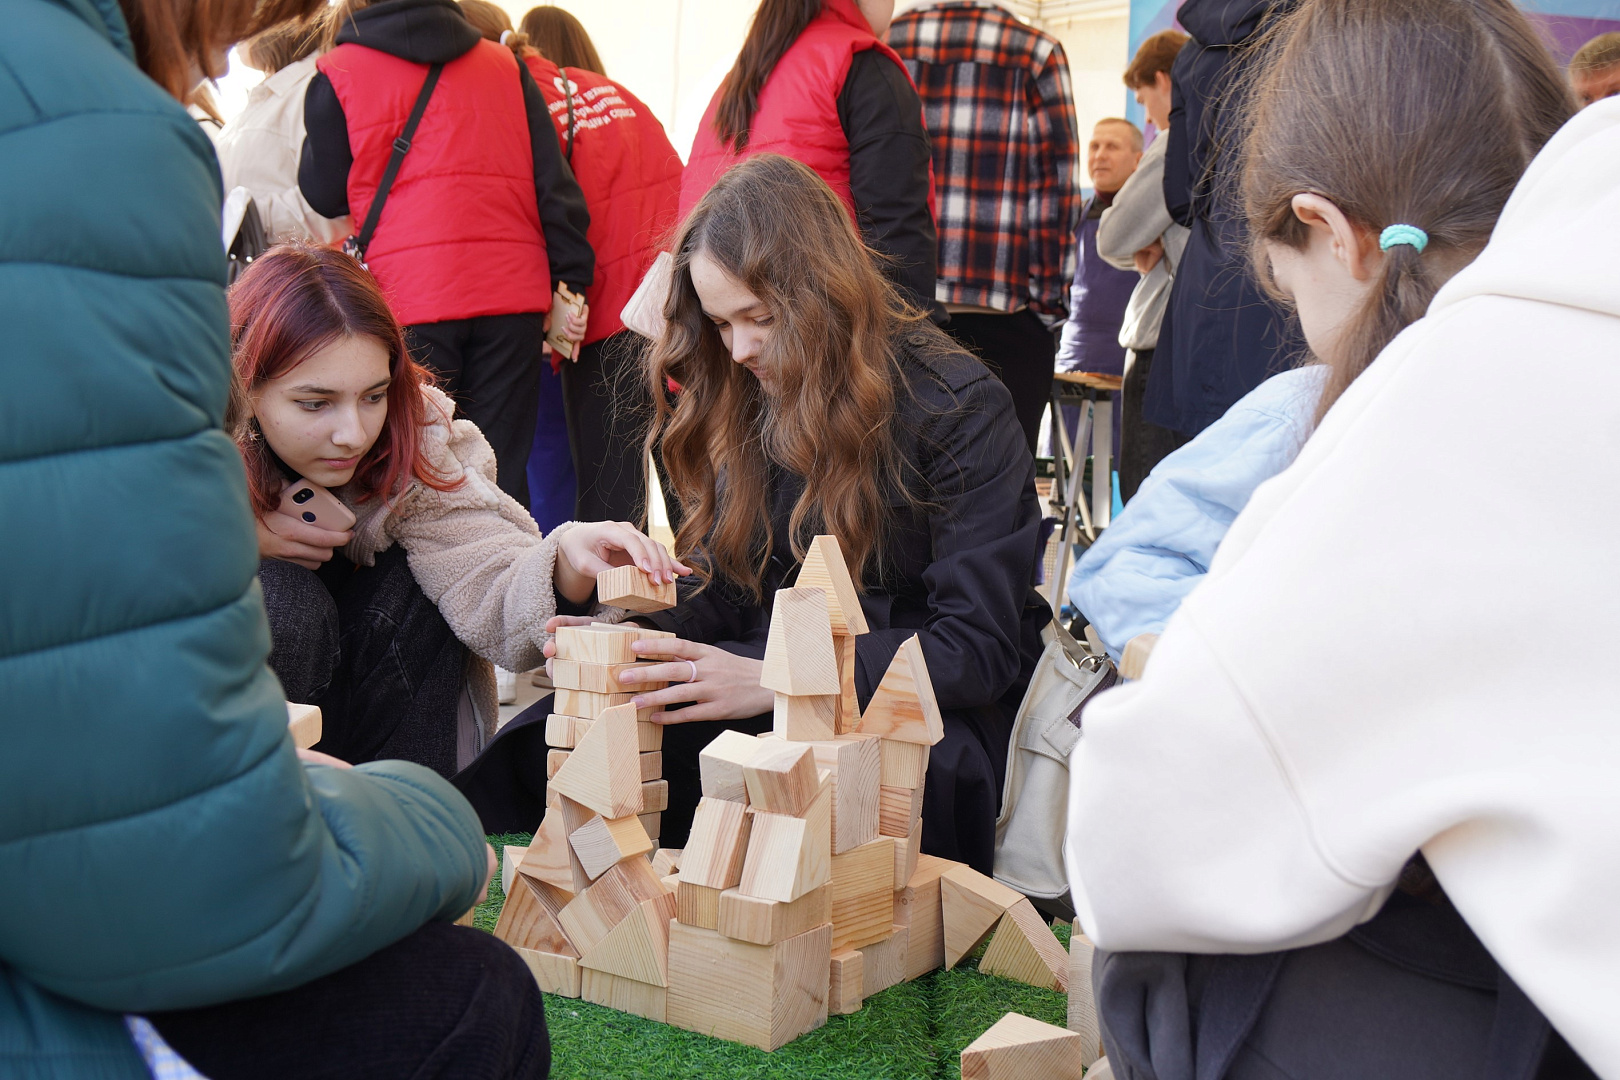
[683,0,942,319]
[300,0,595,509]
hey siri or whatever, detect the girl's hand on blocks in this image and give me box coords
[620,638,774,725]
[540,615,598,660]
[259,510,352,570]
[555,522,691,604]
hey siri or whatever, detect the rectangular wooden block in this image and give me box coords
[568,715,665,753]
[639,812,661,841]
[551,658,669,694]
[554,686,642,722]
[773,691,838,742]
[556,793,602,893]
[651,848,681,878]
[830,837,895,952]
[743,741,819,815]
[717,883,832,946]
[548,749,663,783]
[515,946,581,998]
[681,797,752,890]
[581,967,667,1022]
[902,855,953,980]
[642,779,669,813]
[878,817,923,889]
[778,733,880,854]
[739,774,832,903]
[879,783,925,838]
[568,813,655,882]
[859,923,908,997]
[666,921,833,1051]
[553,622,675,665]
[880,739,930,788]
[829,948,863,1015]
[596,564,677,614]
[545,712,578,748]
[286,701,322,749]
[833,632,859,734]
[960,1012,1083,1080]
[675,880,722,930]
[699,728,762,802]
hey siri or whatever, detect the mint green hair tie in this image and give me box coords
[1380,224,1429,253]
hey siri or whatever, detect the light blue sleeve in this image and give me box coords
[1068,366,1326,659]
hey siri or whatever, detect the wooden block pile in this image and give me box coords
[961,1012,1084,1080]
[493,550,1071,1053]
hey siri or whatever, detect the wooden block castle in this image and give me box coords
[491,539,1070,1053]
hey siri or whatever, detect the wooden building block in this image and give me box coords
[1067,933,1105,1068]
[551,749,663,783]
[517,811,575,893]
[979,898,1068,991]
[641,779,669,813]
[739,774,832,902]
[579,892,676,986]
[581,967,667,1022]
[558,855,669,956]
[795,733,880,854]
[596,564,677,613]
[555,794,604,892]
[515,946,582,998]
[856,636,943,745]
[829,948,863,1015]
[554,686,649,722]
[960,1012,1083,1080]
[717,883,831,946]
[880,739,930,788]
[879,783,925,837]
[760,587,840,695]
[545,712,578,748]
[833,632,860,733]
[286,701,322,749]
[796,535,869,635]
[901,855,953,980]
[550,702,643,819]
[743,741,819,815]
[941,865,1023,969]
[495,874,577,956]
[569,813,655,882]
[699,728,762,802]
[551,658,668,694]
[553,622,675,665]
[570,715,664,753]
[831,837,895,952]
[1119,632,1159,681]
[859,923,908,997]
[879,817,922,888]
[651,848,682,878]
[666,921,833,1051]
[675,879,723,929]
[772,691,838,741]
[454,904,478,927]
[639,812,661,841]
[502,844,528,898]
[680,797,753,890]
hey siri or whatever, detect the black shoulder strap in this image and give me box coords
[563,71,577,162]
[354,62,444,258]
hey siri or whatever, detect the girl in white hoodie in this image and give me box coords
[1063,1,1620,1078]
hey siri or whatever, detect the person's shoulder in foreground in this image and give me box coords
[1066,99,1620,1077]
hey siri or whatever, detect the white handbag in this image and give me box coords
[992,621,1116,917]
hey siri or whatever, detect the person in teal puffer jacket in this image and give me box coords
[1,1,548,1077]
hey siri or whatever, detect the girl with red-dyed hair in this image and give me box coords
[229,244,686,776]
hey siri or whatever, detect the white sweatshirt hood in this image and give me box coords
[1066,99,1620,1077]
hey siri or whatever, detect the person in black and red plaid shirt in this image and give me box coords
[888,0,1081,454]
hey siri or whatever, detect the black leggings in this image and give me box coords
[260,546,466,777]
[149,922,549,1080]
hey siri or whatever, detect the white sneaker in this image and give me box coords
[495,666,518,705]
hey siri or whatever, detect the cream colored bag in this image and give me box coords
[992,622,1115,916]
[620,251,674,340]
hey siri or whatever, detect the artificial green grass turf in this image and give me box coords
[474,836,1071,1079]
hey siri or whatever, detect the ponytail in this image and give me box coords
[458,0,529,62]
[714,0,822,152]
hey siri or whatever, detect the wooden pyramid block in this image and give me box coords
[579,891,677,986]
[680,796,753,890]
[979,898,1069,992]
[553,622,677,665]
[666,921,833,1051]
[596,564,677,613]
[960,1012,1083,1080]
[494,874,578,957]
[699,728,762,802]
[717,883,832,946]
[743,740,819,815]
[773,691,837,742]
[739,773,832,902]
[558,853,669,956]
[832,632,859,733]
[941,865,1023,969]
[796,535,869,635]
[568,813,655,882]
[829,948,863,1015]
[901,855,953,980]
[760,587,840,696]
[517,809,576,893]
[550,702,643,818]
[856,636,943,745]
[502,844,528,897]
[830,837,895,952]
[514,946,582,998]
[286,701,322,749]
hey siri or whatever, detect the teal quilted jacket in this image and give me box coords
[0,1,490,1076]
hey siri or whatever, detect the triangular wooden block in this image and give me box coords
[760,588,840,695]
[856,636,943,745]
[559,853,671,957]
[517,809,576,892]
[568,813,655,882]
[494,874,579,957]
[979,898,1068,992]
[550,702,643,818]
[796,535,869,635]
[578,892,676,986]
[940,865,1022,969]
[960,1012,1083,1080]
[679,797,753,890]
[738,773,832,902]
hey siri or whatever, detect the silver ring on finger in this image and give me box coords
[685,660,699,683]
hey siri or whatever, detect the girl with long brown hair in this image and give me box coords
[538,155,1049,869]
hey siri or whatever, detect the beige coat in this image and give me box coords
[339,386,622,742]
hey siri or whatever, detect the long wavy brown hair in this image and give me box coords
[648,155,922,600]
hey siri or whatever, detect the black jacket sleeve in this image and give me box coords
[299,71,354,219]
[518,63,594,292]
[837,49,943,321]
[1162,39,1198,228]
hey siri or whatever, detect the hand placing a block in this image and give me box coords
[616,637,775,725]
[553,522,690,606]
